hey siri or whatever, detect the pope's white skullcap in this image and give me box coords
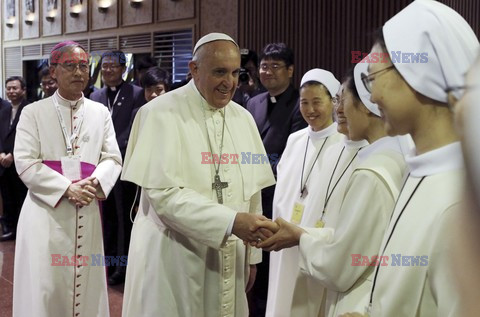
[354,60,381,117]
[300,68,340,98]
[193,33,239,55]
[383,0,479,102]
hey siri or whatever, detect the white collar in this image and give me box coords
[344,137,369,150]
[308,122,338,140]
[358,136,402,161]
[406,142,464,177]
[55,91,84,108]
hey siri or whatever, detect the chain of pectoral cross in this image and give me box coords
[201,103,229,204]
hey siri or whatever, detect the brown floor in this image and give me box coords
[0,240,124,317]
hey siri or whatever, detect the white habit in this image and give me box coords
[13,93,122,317]
[370,142,465,316]
[266,124,342,317]
[289,136,368,317]
[121,80,275,317]
[298,136,407,317]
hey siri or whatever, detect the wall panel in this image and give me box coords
[239,0,480,86]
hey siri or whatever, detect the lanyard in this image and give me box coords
[107,88,122,115]
[300,136,329,197]
[53,94,85,156]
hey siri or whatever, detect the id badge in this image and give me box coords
[291,202,304,225]
[61,155,81,181]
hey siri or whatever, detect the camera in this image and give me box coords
[239,68,250,84]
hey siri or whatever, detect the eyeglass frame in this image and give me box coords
[259,62,288,72]
[101,63,124,71]
[361,65,395,93]
[53,62,90,73]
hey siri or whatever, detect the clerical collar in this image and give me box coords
[108,81,124,92]
[55,91,84,108]
[344,137,369,149]
[358,136,402,162]
[308,122,338,140]
[405,141,463,177]
[268,85,290,103]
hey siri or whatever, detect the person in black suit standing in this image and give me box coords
[246,43,307,316]
[0,76,29,241]
[90,50,144,285]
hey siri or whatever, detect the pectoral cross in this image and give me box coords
[212,174,229,204]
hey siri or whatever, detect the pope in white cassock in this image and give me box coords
[121,33,275,317]
[364,1,480,316]
[266,68,344,317]
[12,41,122,317]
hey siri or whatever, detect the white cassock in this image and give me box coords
[13,92,122,317]
[266,124,342,317]
[370,142,465,317]
[289,136,369,317]
[297,136,407,317]
[121,80,275,317]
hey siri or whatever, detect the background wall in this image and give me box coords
[1,0,479,92]
[238,0,480,85]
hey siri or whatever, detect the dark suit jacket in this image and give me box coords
[246,85,307,175]
[246,85,307,217]
[0,99,28,176]
[90,82,144,157]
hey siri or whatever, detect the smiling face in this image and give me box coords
[368,43,420,136]
[189,41,241,109]
[259,58,293,96]
[343,86,370,141]
[300,83,334,131]
[50,46,89,100]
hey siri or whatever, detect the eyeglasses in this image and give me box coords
[361,65,395,93]
[58,62,90,73]
[332,96,339,104]
[259,63,287,72]
[101,63,123,71]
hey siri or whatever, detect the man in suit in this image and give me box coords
[90,50,144,285]
[246,43,307,317]
[0,76,29,241]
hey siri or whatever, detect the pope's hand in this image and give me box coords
[232,213,275,243]
[256,217,306,252]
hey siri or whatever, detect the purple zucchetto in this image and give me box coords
[50,40,87,65]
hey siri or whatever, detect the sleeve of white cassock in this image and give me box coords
[14,107,72,208]
[144,187,238,250]
[248,190,262,265]
[298,171,395,292]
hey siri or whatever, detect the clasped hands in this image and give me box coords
[0,152,13,168]
[232,214,307,252]
[64,176,100,207]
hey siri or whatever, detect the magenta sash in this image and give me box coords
[43,160,96,181]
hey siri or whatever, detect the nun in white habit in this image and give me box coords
[361,0,479,316]
[266,68,343,317]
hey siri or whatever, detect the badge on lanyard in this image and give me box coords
[61,155,81,181]
[291,202,305,225]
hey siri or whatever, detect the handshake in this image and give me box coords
[232,213,307,252]
[63,176,105,207]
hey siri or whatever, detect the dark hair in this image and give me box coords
[373,27,388,54]
[141,67,171,90]
[135,56,157,71]
[101,50,127,66]
[6,76,26,89]
[342,67,361,103]
[240,49,259,68]
[39,66,51,79]
[259,43,294,66]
